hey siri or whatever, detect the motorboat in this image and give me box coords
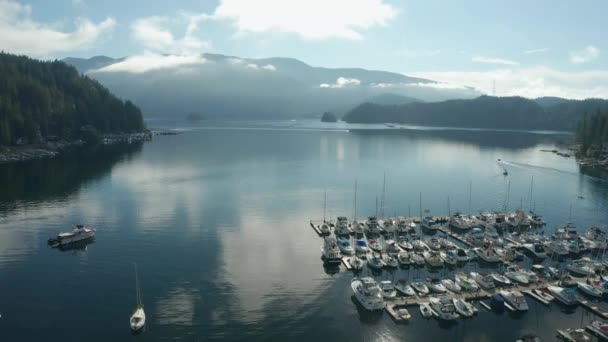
[532,289,554,302]
[427,279,447,293]
[355,239,369,254]
[465,228,485,246]
[382,253,399,268]
[453,298,474,317]
[474,247,501,263]
[548,266,562,279]
[337,237,354,255]
[440,250,458,266]
[423,251,444,267]
[455,272,479,291]
[365,217,382,235]
[556,328,590,342]
[397,308,411,321]
[321,237,342,264]
[410,252,425,266]
[449,212,471,231]
[500,290,529,311]
[425,237,441,250]
[586,321,608,340]
[368,238,383,253]
[319,221,331,235]
[420,303,434,318]
[578,282,603,298]
[397,238,413,250]
[455,248,470,262]
[394,280,416,297]
[546,241,569,257]
[411,280,430,296]
[429,297,459,320]
[584,227,607,250]
[439,237,457,250]
[380,218,396,234]
[397,251,411,266]
[351,277,385,311]
[523,243,547,259]
[441,279,462,293]
[421,216,440,231]
[349,255,364,270]
[367,253,385,269]
[380,280,397,299]
[48,225,96,247]
[412,239,429,252]
[470,272,496,290]
[547,286,579,306]
[385,239,401,255]
[504,266,529,285]
[567,258,596,277]
[129,263,146,332]
[334,216,351,236]
[522,269,539,283]
[491,273,511,286]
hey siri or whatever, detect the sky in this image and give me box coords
[1,0,607,98]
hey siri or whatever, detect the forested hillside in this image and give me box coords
[576,110,608,157]
[0,53,145,145]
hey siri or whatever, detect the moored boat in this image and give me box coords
[491,273,511,286]
[471,272,496,290]
[578,282,603,298]
[500,290,528,311]
[411,280,430,296]
[441,279,462,293]
[548,286,579,306]
[380,280,397,299]
[429,297,459,320]
[351,277,385,311]
[453,298,474,317]
[367,253,385,269]
[321,237,342,264]
[394,279,416,297]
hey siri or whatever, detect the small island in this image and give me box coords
[321,111,337,123]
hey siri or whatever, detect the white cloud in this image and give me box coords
[91,53,207,74]
[523,48,548,54]
[212,0,396,40]
[71,0,84,7]
[472,56,519,66]
[131,14,210,54]
[410,67,608,99]
[570,45,600,64]
[244,63,276,71]
[0,0,115,56]
[320,77,361,88]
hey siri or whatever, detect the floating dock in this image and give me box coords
[578,299,608,319]
[385,303,411,323]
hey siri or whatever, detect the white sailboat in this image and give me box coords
[130,263,146,332]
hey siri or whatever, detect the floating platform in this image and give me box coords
[578,299,608,319]
[385,303,411,323]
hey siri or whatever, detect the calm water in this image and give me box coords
[1,120,608,341]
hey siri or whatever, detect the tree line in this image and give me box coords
[0,52,145,145]
[576,109,608,157]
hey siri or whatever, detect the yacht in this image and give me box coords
[474,247,501,263]
[382,253,399,268]
[351,277,385,311]
[455,272,479,291]
[394,280,416,297]
[337,237,354,255]
[465,228,485,246]
[319,221,331,235]
[397,238,413,250]
[500,290,529,311]
[584,227,607,250]
[349,255,364,270]
[365,217,382,235]
[366,253,385,269]
[47,225,96,247]
[449,212,471,231]
[484,226,504,246]
[455,248,470,262]
[441,279,462,293]
[523,243,547,259]
[429,297,459,320]
[410,252,425,266]
[420,303,434,318]
[504,266,529,285]
[470,272,496,290]
[421,216,440,231]
[578,282,603,298]
[425,237,441,250]
[130,263,146,332]
[397,251,411,266]
[546,241,569,257]
[547,286,579,306]
[423,251,444,267]
[368,238,383,253]
[440,250,458,266]
[321,237,342,265]
[411,280,430,295]
[334,216,351,236]
[427,279,447,293]
[548,266,562,279]
[412,239,429,252]
[567,258,596,277]
[355,239,369,254]
[491,273,511,286]
[533,289,554,302]
[385,239,401,255]
[453,298,475,317]
[380,280,397,299]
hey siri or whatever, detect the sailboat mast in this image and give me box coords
[468,180,472,215]
[353,180,358,222]
[381,172,386,218]
[323,188,327,222]
[419,192,422,221]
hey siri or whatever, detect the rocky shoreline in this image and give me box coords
[0,131,153,164]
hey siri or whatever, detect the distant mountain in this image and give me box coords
[534,96,569,108]
[343,95,608,131]
[63,54,480,119]
[365,93,421,105]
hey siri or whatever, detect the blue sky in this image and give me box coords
[2,0,607,98]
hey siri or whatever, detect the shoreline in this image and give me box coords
[0,131,155,165]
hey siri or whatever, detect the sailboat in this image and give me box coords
[130,263,146,332]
